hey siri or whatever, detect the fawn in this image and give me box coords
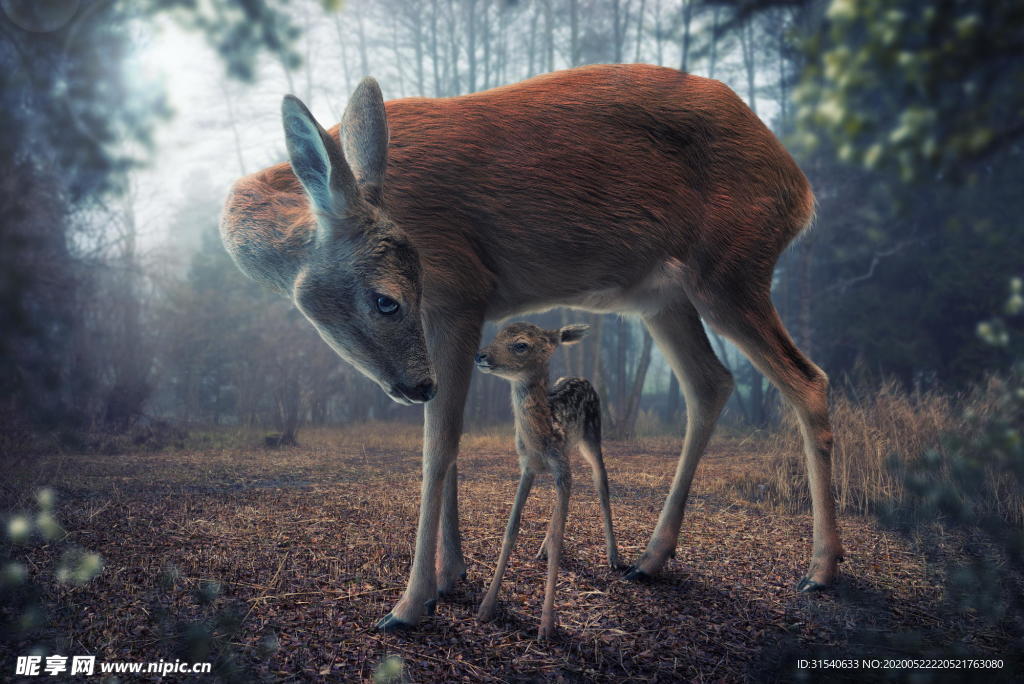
[474,322,620,639]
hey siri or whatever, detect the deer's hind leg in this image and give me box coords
[579,415,621,570]
[628,297,735,580]
[689,286,843,590]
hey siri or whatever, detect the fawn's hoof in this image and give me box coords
[537,622,558,640]
[437,568,468,596]
[624,566,652,583]
[376,613,414,632]
[424,599,437,615]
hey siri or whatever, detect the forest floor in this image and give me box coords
[1,426,1015,682]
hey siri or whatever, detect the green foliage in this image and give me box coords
[777,0,1024,387]
[794,0,1024,181]
[879,280,1024,654]
[150,564,277,682]
[1,489,103,648]
[372,655,405,684]
[0,0,307,436]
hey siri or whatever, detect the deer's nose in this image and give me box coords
[394,379,437,403]
[416,379,437,401]
[474,352,488,364]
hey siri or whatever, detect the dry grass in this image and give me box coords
[2,423,1017,681]
[720,379,1024,525]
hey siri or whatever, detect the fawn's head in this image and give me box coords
[475,322,590,381]
[284,80,434,405]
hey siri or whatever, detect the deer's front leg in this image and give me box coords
[436,461,466,594]
[377,311,480,632]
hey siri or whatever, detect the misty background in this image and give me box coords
[2,0,1021,448]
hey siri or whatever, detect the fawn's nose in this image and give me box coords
[475,352,488,364]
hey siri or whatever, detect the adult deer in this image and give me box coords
[220,64,843,632]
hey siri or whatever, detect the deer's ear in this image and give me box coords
[282,95,358,225]
[341,77,389,204]
[558,324,590,345]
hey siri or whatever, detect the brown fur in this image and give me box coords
[220,64,840,632]
[222,64,814,311]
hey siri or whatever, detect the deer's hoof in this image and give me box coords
[375,613,414,633]
[624,566,652,583]
[796,576,828,592]
[537,623,558,641]
[424,599,437,616]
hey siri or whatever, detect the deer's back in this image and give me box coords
[235,65,813,315]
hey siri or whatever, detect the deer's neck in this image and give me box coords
[511,369,553,450]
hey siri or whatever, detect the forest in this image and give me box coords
[2,0,1023,681]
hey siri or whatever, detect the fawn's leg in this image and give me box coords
[579,435,621,569]
[538,468,571,640]
[628,298,734,579]
[377,311,481,631]
[477,470,535,622]
[535,519,552,561]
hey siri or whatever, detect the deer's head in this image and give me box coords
[285,81,435,405]
[222,79,434,405]
[475,322,590,381]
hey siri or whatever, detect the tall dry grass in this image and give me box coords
[738,378,1024,525]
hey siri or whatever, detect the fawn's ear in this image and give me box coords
[341,77,389,205]
[558,324,590,345]
[282,94,359,229]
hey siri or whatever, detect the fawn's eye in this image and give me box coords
[512,342,530,354]
[375,295,400,315]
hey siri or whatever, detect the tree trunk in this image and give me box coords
[666,370,680,424]
[544,0,554,72]
[569,0,579,66]
[740,19,757,114]
[679,0,692,72]
[412,3,425,95]
[621,330,654,438]
[334,13,353,96]
[708,4,721,79]
[465,0,477,92]
[614,316,628,431]
[392,12,406,97]
[447,0,461,93]
[356,1,370,77]
[634,0,646,62]
[431,0,442,96]
[654,0,663,66]
[798,238,814,356]
[590,314,604,397]
[528,0,540,76]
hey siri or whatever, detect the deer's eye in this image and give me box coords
[375,295,400,315]
[512,342,530,354]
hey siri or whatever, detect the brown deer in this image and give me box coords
[220,64,843,633]
[474,322,620,638]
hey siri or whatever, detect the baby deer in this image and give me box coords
[474,322,620,639]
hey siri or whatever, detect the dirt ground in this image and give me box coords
[1,427,1014,682]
